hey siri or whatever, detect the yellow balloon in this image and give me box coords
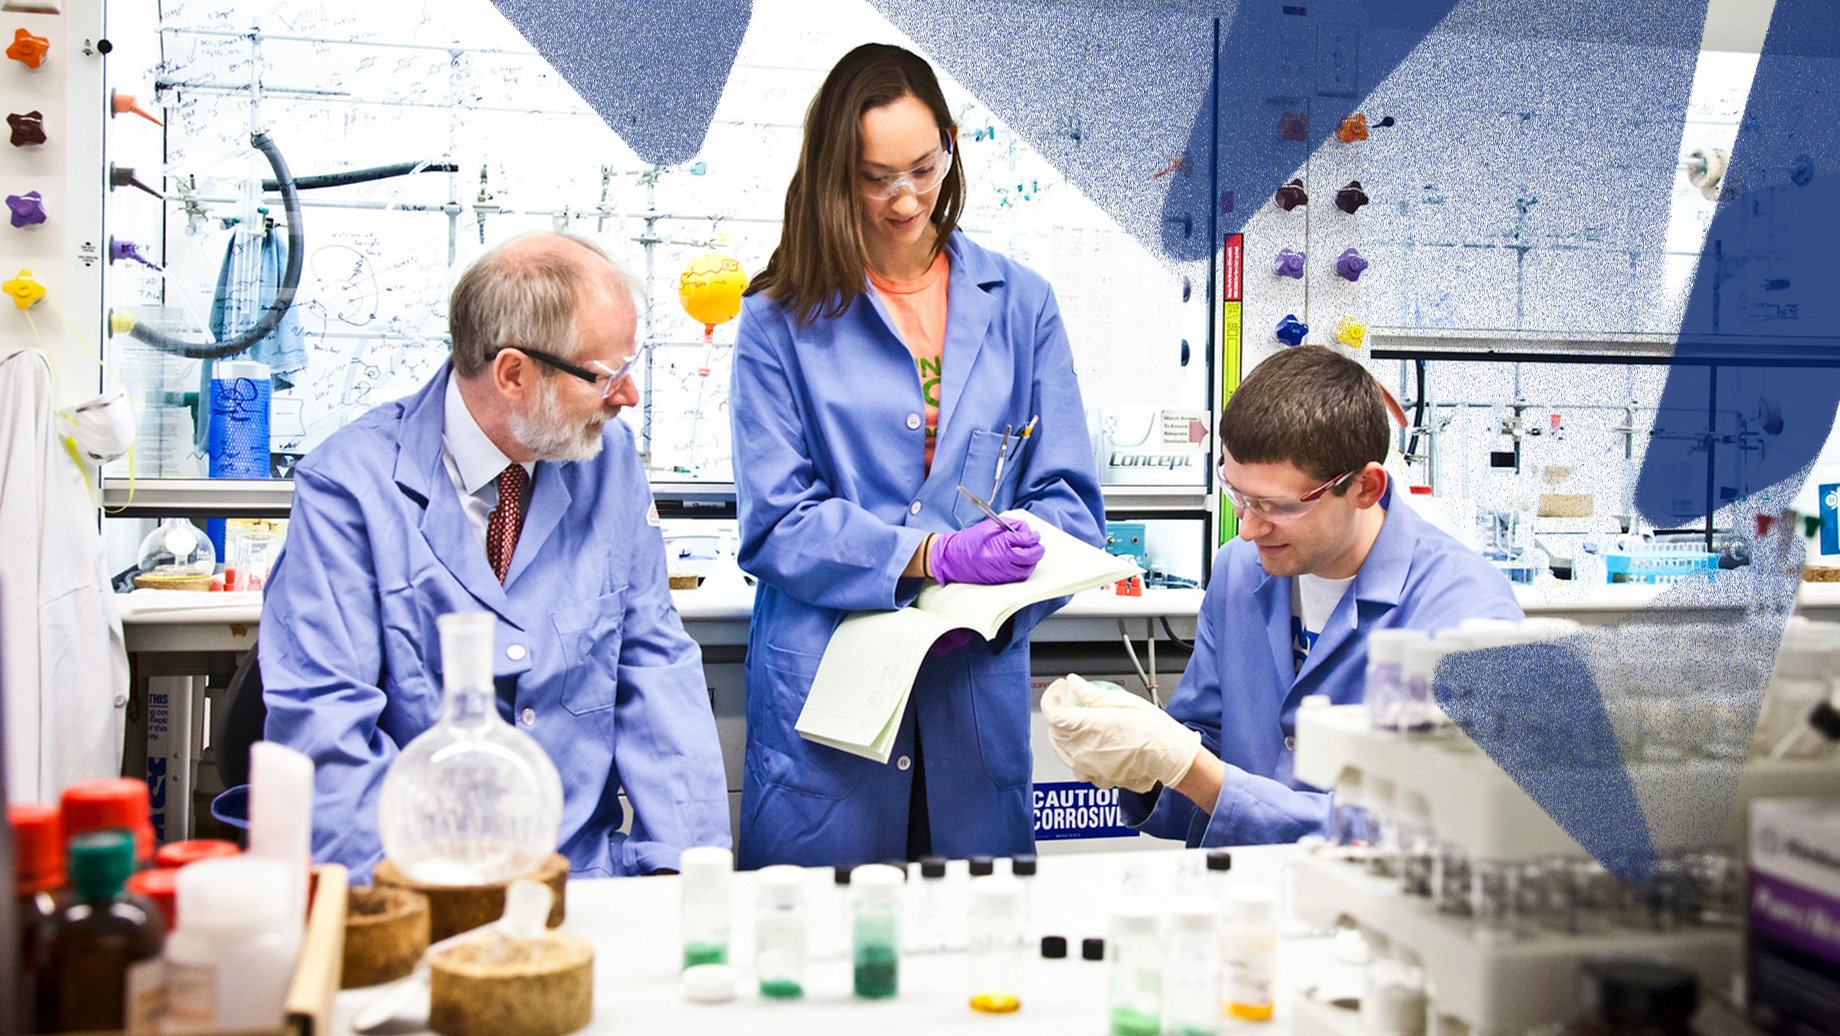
[678,254,748,330]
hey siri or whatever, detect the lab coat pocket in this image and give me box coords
[752,641,864,800]
[949,428,1007,527]
[552,589,625,715]
[969,647,1033,790]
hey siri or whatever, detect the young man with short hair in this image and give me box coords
[1044,346,1522,845]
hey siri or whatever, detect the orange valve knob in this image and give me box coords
[110,91,164,127]
[6,28,48,70]
[3,269,46,309]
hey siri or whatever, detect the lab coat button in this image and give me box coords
[507,644,527,662]
[520,707,536,726]
[906,413,921,430]
[1284,735,1297,752]
[909,501,922,515]
[896,755,911,771]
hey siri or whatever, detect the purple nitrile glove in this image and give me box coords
[931,519,1044,585]
[929,629,980,656]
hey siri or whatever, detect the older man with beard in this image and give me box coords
[259,232,730,882]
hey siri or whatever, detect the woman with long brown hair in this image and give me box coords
[729,43,1105,868]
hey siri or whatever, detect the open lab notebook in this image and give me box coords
[794,511,1140,762]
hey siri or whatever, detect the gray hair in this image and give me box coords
[447,232,644,378]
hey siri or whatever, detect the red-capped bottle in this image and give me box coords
[10,804,65,1034]
[59,778,156,865]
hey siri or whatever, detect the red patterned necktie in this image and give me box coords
[486,463,527,583]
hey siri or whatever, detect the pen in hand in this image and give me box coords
[956,485,1016,532]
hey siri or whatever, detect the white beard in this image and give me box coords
[509,377,606,462]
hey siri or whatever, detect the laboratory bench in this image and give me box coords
[327,845,1338,1036]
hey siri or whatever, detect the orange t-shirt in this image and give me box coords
[869,250,950,469]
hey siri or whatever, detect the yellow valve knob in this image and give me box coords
[1334,316,1368,349]
[3,268,45,309]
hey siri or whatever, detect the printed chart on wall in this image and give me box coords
[1219,232,1242,546]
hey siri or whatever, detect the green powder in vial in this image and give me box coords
[1109,1005,1163,1036]
[682,942,727,969]
[854,943,899,999]
[759,978,804,999]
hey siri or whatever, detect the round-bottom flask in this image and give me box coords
[377,611,564,885]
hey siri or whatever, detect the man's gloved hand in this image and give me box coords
[928,628,979,656]
[1040,674,1201,794]
[930,519,1043,585]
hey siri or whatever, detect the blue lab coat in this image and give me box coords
[730,230,1106,868]
[260,365,731,883]
[1122,486,1523,846]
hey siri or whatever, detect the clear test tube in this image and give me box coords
[1164,897,1219,1036]
[753,865,807,999]
[678,846,732,970]
[1106,898,1162,1036]
[966,876,1026,1014]
[1432,839,1471,917]
[1395,796,1436,899]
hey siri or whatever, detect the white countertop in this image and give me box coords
[329,845,1339,1036]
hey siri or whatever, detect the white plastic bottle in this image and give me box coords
[163,856,300,1034]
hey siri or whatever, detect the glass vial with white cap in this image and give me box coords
[754,864,807,999]
[1107,897,1162,1036]
[679,846,732,970]
[966,875,1026,1013]
[852,863,904,999]
[1364,628,1425,731]
[1221,885,1277,1021]
[164,856,299,1034]
[1165,896,1220,1036]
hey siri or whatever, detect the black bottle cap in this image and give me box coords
[1579,958,1698,1027]
[968,855,995,877]
[920,856,947,879]
[833,865,853,885]
[1810,700,1840,741]
[1010,854,1037,877]
[1207,850,1233,872]
[1081,937,1105,961]
[1040,935,1067,959]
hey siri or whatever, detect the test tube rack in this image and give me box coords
[1285,849,1739,1035]
[1293,703,1840,860]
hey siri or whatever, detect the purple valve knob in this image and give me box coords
[1335,180,1370,214]
[6,191,46,227]
[7,110,44,147]
[1275,178,1308,211]
[1275,314,1309,346]
[1273,248,1305,279]
[1335,248,1369,282]
[110,238,162,271]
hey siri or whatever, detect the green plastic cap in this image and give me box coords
[68,828,135,901]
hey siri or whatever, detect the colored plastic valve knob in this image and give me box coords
[1275,314,1309,347]
[1273,248,1305,279]
[7,190,45,227]
[111,92,165,128]
[6,28,48,69]
[1276,112,1308,141]
[1335,248,1369,282]
[1335,181,1370,214]
[7,110,44,146]
[1335,114,1369,143]
[3,269,45,309]
[1334,317,1368,349]
[1274,178,1308,211]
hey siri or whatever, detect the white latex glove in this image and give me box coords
[1040,673,1202,794]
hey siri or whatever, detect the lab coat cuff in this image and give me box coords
[890,526,933,608]
[1198,762,1256,848]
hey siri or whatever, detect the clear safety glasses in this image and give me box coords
[502,344,645,401]
[1218,465,1357,520]
[860,143,954,200]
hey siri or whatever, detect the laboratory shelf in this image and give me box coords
[1371,326,1840,367]
[1289,851,1739,1035]
[1295,705,1840,860]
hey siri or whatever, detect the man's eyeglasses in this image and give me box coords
[860,142,954,200]
[1218,465,1358,519]
[500,344,644,400]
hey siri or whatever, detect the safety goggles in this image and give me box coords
[860,143,954,200]
[501,344,644,400]
[1218,464,1357,519]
